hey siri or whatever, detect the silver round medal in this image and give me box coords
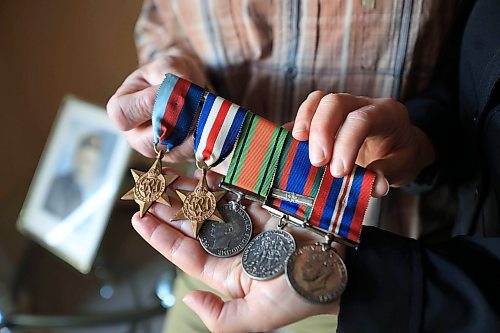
[242,229,296,280]
[285,243,347,304]
[198,203,253,258]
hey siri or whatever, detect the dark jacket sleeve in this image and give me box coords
[337,226,500,333]
[404,0,476,190]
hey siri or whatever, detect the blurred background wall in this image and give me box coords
[0,0,142,272]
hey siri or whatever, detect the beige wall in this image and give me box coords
[0,1,142,266]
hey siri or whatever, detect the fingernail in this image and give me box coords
[374,174,390,197]
[310,145,325,165]
[383,178,390,196]
[182,295,196,309]
[292,126,306,134]
[331,158,345,177]
[131,214,141,226]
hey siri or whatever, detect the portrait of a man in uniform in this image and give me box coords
[44,132,114,220]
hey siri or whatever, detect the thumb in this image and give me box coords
[371,172,390,198]
[281,121,294,131]
[107,84,159,131]
[163,135,196,164]
[367,158,411,196]
[183,291,253,333]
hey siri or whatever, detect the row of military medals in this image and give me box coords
[122,75,256,263]
[122,74,356,305]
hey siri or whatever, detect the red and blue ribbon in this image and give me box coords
[273,134,325,218]
[272,133,375,243]
[194,92,247,167]
[310,165,375,243]
[152,74,204,151]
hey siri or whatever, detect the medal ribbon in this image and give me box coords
[152,73,205,150]
[225,113,288,198]
[309,165,375,243]
[272,133,325,218]
[194,92,247,167]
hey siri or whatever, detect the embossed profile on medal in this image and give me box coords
[210,221,238,249]
[293,250,341,294]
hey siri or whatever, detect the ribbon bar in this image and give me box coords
[225,113,287,198]
[152,73,205,150]
[194,92,247,167]
[272,133,325,218]
[310,165,375,243]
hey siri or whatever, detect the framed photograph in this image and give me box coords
[17,95,131,273]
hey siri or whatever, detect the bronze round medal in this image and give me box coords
[134,169,166,202]
[182,184,217,222]
[285,244,347,304]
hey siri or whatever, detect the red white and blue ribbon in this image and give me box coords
[194,92,247,167]
[152,73,205,151]
[309,165,375,243]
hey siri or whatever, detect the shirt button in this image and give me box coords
[284,65,298,78]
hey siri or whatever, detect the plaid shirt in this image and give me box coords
[135,0,457,125]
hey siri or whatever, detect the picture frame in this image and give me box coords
[17,95,131,274]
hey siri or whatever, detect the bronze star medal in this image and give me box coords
[171,168,226,237]
[121,152,178,217]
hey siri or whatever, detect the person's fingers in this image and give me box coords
[132,213,206,273]
[164,168,198,189]
[192,168,273,234]
[308,93,368,166]
[246,201,274,235]
[132,212,233,292]
[124,123,156,158]
[146,169,199,236]
[107,58,196,133]
[125,121,196,161]
[372,173,390,198]
[292,91,326,141]
[366,150,417,189]
[193,169,225,190]
[282,121,294,131]
[183,291,253,333]
[183,284,339,333]
[107,84,159,131]
[329,104,379,177]
[114,69,152,95]
[148,201,195,237]
[163,136,196,164]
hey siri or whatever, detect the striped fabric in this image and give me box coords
[310,165,375,243]
[272,133,325,218]
[136,0,458,125]
[194,92,247,167]
[137,0,460,232]
[152,73,204,150]
[225,113,288,198]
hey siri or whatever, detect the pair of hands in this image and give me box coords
[134,169,339,332]
[108,58,436,198]
[107,58,436,332]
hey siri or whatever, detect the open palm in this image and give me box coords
[132,168,339,333]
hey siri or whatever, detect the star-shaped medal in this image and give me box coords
[171,170,226,237]
[121,157,178,217]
